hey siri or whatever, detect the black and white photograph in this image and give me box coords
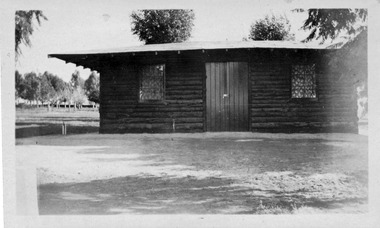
[2,0,380,227]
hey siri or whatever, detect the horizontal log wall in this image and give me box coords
[249,49,358,133]
[98,49,358,133]
[99,54,205,133]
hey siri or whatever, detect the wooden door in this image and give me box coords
[206,62,249,131]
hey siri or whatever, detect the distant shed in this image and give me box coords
[49,41,359,133]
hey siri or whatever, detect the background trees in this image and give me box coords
[69,70,87,110]
[15,70,100,111]
[131,10,195,44]
[84,71,100,106]
[298,9,367,43]
[15,71,26,103]
[22,72,40,105]
[37,72,56,111]
[70,70,85,89]
[15,10,47,60]
[249,14,294,41]
[46,72,67,109]
[296,9,368,117]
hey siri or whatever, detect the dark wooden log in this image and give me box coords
[99,48,358,133]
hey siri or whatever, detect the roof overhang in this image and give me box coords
[48,40,339,70]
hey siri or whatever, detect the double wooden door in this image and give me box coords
[206,62,249,131]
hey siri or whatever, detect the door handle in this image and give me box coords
[223,94,229,98]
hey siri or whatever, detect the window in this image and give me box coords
[291,64,317,98]
[139,64,165,101]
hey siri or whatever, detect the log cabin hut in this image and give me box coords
[49,41,359,133]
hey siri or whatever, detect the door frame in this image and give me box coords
[203,60,251,132]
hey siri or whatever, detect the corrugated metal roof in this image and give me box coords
[49,40,337,57]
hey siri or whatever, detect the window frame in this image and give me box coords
[290,63,318,101]
[138,64,166,103]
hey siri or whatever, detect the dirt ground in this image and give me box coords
[16,131,368,215]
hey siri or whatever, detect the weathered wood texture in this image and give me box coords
[99,49,358,133]
[249,49,358,133]
[99,54,205,133]
[206,62,249,131]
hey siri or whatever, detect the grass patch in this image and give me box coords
[255,200,303,214]
[16,109,99,138]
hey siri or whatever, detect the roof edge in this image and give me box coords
[48,40,338,57]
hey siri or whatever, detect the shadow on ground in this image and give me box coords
[15,128,367,214]
[38,174,367,215]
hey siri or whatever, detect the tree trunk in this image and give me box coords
[48,102,51,112]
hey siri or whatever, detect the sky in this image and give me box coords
[14,2,328,82]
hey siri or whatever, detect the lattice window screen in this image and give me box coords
[139,64,165,101]
[291,64,317,98]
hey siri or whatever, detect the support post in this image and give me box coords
[62,122,67,135]
[172,119,176,133]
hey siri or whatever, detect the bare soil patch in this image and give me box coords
[15,109,368,214]
[16,132,367,215]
